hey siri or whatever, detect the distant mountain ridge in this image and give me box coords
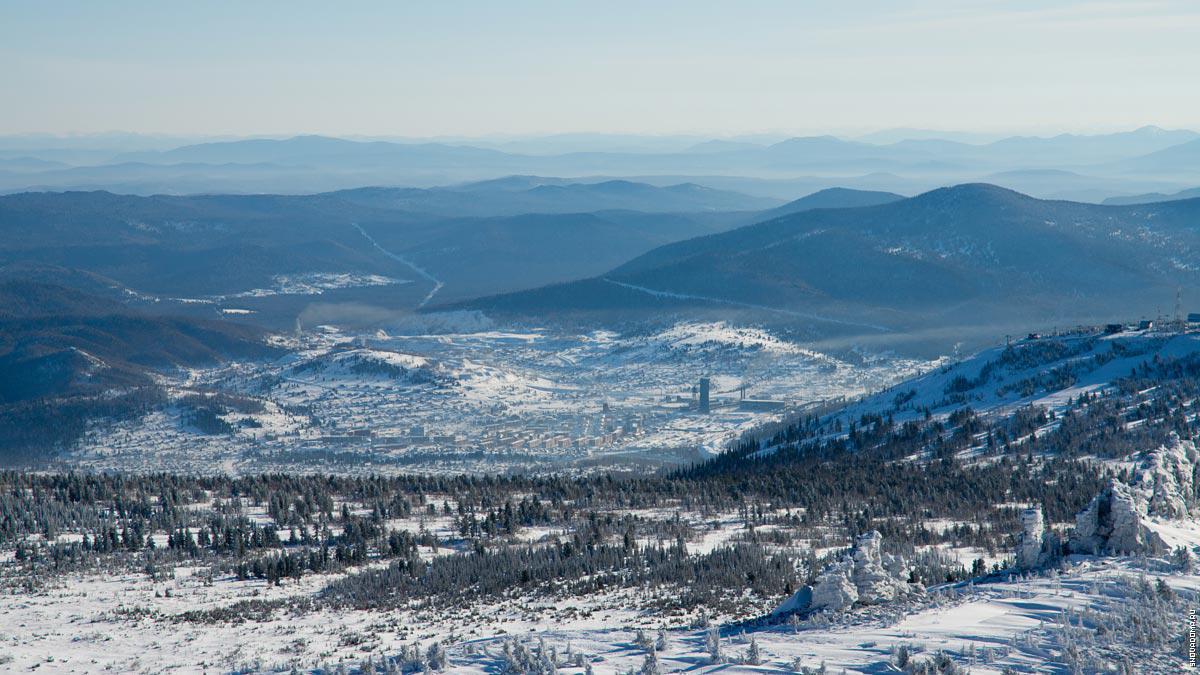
[1113,138,1200,175]
[757,187,904,220]
[5,128,1199,198]
[1103,186,1200,205]
[115,135,514,166]
[332,179,779,216]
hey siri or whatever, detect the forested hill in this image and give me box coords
[0,280,276,400]
[457,185,1200,349]
[0,280,278,457]
[0,183,762,306]
[753,187,904,221]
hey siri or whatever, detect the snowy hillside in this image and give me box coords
[287,347,437,384]
[7,325,1200,672]
[828,326,1200,430]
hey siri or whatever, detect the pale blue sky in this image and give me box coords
[3,1,1198,137]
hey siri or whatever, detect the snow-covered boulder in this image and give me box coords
[771,585,813,615]
[1072,480,1168,555]
[775,530,918,615]
[811,560,858,611]
[851,530,909,604]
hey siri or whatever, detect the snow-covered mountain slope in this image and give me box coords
[829,327,1200,428]
[3,520,1193,674]
[11,326,1200,673]
[620,321,827,358]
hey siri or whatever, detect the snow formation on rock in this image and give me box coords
[849,530,910,604]
[1072,479,1168,555]
[1071,437,1198,556]
[1134,439,1199,519]
[774,530,919,615]
[810,559,859,611]
[1015,507,1053,570]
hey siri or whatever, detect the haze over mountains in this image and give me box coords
[5,171,1200,354]
[6,127,1200,458]
[3,126,1200,202]
[0,180,770,313]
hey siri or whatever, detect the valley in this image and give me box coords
[70,319,934,475]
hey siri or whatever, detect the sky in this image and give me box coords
[3,0,1199,138]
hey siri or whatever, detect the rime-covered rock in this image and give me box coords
[776,530,917,615]
[810,560,858,611]
[1015,507,1050,570]
[851,530,909,604]
[1134,439,1199,519]
[1070,437,1197,556]
[881,549,910,580]
[1072,480,1167,555]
